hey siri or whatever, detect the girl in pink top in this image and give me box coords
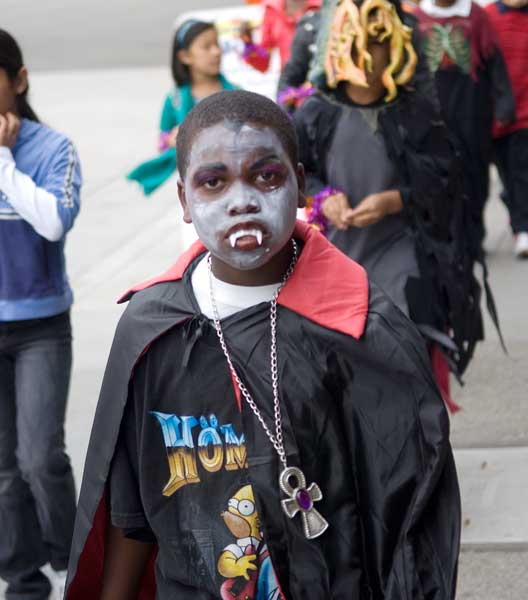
[241,0,322,72]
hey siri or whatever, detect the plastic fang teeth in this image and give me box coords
[229,229,263,248]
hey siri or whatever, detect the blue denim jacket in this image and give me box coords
[0,119,82,321]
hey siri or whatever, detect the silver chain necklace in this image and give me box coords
[207,239,328,540]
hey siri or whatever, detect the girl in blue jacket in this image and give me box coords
[0,29,81,600]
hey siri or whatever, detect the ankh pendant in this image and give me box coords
[279,466,329,539]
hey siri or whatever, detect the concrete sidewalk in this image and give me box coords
[1,66,527,599]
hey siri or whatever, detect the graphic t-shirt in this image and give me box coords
[109,267,283,599]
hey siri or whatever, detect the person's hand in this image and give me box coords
[239,21,254,44]
[167,126,179,148]
[322,192,350,230]
[344,190,403,228]
[0,112,21,148]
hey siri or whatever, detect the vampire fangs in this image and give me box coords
[226,223,267,249]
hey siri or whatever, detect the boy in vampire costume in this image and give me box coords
[65,90,460,599]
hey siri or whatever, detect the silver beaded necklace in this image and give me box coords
[207,239,328,540]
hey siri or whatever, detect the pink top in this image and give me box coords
[244,0,322,72]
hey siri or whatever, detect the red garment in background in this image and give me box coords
[431,345,460,413]
[412,3,498,81]
[244,0,322,71]
[486,2,528,138]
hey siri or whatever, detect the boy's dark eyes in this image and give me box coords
[203,177,222,189]
[193,173,225,190]
[257,171,275,182]
[194,167,285,190]
[255,169,284,186]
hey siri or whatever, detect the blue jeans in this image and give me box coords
[495,129,528,234]
[0,312,76,600]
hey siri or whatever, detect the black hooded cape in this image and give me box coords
[293,90,490,379]
[65,222,460,599]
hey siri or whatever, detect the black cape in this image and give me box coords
[65,222,460,599]
[294,90,489,378]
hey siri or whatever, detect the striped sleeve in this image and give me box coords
[0,145,63,241]
[44,138,82,233]
[0,138,81,241]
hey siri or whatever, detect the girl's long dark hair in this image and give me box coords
[0,29,39,122]
[171,20,216,87]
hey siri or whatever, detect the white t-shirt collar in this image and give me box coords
[420,0,472,18]
[191,256,282,320]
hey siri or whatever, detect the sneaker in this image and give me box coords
[514,232,528,259]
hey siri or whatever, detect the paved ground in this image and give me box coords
[1,0,236,71]
[458,551,528,600]
[450,173,528,448]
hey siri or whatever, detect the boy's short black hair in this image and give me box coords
[176,90,299,179]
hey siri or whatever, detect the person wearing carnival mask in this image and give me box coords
[64,90,460,599]
[277,0,437,114]
[412,0,515,249]
[294,0,493,410]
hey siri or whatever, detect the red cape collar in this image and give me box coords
[119,221,368,339]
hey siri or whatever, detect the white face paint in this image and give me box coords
[181,122,301,271]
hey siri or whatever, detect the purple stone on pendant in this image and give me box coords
[280,466,329,539]
[296,488,313,511]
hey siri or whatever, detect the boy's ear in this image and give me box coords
[177,179,193,224]
[296,162,306,209]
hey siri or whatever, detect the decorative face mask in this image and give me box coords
[324,0,417,101]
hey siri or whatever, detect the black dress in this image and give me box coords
[294,88,485,376]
